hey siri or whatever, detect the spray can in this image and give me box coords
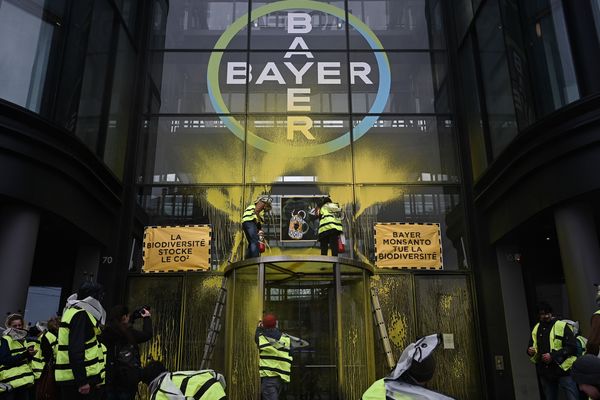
[258,231,266,253]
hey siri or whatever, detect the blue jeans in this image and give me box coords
[261,376,283,400]
[242,221,260,259]
[540,374,579,400]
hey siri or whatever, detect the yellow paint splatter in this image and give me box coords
[387,311,408,348]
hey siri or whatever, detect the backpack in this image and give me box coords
[112,344,142,389]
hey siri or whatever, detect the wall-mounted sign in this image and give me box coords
[208,0,391,157]
[280,196,323,242]
[374,223,443,270]
[142,225,211,272]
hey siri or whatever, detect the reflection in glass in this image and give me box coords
[154,52,247,114]
[350,52,435,114]
[458,36,487,180]
[159,0,248,49]
[432,51,450,113]
[354,185,463,270]
[0,1,54,112]
[348,0,430,49]
[105,27,136,179]
[429,0,446,50]
[245,116,353,184]
[453,0,473,42]
[594,0,600,43]
[144,117,244,184]
[76,0,114,153]
[353,116,458,183]
[522,0,579,116]
[475,0,518,158]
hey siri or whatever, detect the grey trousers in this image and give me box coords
[261,376,283,400]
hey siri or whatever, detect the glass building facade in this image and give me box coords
[138,0,463,271]
[2,0,600,398]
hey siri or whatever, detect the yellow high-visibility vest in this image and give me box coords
[55,308,104,383]
[25,339,44,380]
[41,330,58,362]
[530,320,577,371]
[258,333,292,383]
[318,204,343,236]
[152,371,226,400]
[0,336,35,389]
[242,204,264,225]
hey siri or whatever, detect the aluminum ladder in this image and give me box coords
[200,277,228,369]
[370,287,396,370]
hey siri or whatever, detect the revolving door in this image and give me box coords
[224,256,375,400]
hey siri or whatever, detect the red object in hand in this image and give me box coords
[337,238,345,253]
[258,241,266,253]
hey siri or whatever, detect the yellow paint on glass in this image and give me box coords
[387,311,408,348]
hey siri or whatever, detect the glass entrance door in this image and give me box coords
[224,256,374,399]
[264,265,337,399]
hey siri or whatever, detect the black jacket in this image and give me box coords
[101,317,152,390]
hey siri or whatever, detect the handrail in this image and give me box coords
[223,255,374,274]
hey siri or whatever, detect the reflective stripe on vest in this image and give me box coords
[258,334,292,383]
[100,343,107,384]
[55,308,104,383]
[318,204,343,236]
[26,339,44,380]
[153,371,226,400]
[0,336,35,389]
[242,204,263,224]
[530,320,577,370]
[42,331,58,362]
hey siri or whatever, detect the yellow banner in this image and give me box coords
[374,223,443,269]
[142,225,211,272]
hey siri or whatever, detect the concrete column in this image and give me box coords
[0,205,40,318]
[497,245,540,400]
[554,202,600,336]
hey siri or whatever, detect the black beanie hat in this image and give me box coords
[572,355,600,385]
[77,281,105,301]
[407,355,436,383]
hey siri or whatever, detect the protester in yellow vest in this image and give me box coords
[316,197,343,256]
[255,313,304,400]
[0,313,35,399]
[362,334,454,400]
[25,323,45,381]
[527,302,579,400]
[142,360,227,399]
[55,282,106,400]
[40,317,59,365]
[241,196,272,259]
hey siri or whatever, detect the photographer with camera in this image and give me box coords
[101,305,152,400]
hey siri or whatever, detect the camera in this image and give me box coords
[130,306,150,321]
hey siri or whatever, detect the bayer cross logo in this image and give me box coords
[208,0,391,157]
